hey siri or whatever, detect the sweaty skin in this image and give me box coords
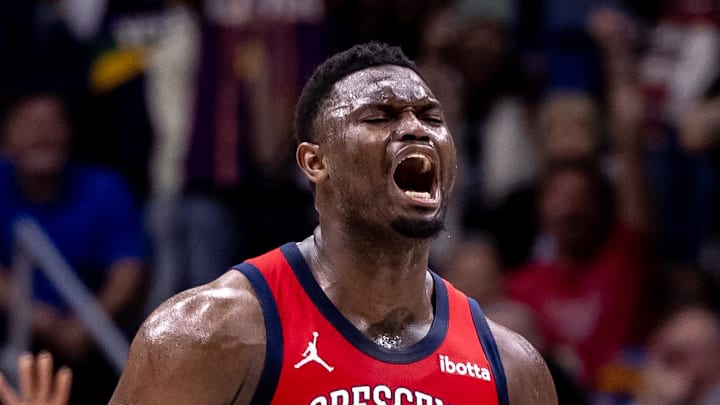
[109,66,557,405]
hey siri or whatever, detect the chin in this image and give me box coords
[390,216,445,240]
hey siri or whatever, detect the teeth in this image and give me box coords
[420,158,431,173]
[402,153,432,173]
[404,190,432,200]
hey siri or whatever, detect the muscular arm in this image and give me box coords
[109,271,266,404]
[490,321,558,405]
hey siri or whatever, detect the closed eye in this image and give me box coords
[362,116,391,124]
[418,104,444,125]
[423,115,444,124]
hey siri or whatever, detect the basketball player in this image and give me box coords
[110,43,557,404]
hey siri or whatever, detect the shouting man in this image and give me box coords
[110,43,557,405]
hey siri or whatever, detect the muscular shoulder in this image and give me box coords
[110,270,267,404]
[489,320,558,405]
[143,270,265,346]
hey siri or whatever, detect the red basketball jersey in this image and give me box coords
[235,243,509,405]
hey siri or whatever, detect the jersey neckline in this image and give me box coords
[279,242,449,364]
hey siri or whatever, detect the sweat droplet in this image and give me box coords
[373,334,403,349]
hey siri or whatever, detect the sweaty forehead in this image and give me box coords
[325,65,437,112]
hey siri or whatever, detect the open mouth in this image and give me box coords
[392,152,438,204]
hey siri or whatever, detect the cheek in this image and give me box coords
[325,142,374,193]
[339,128,386,168]
[444,137,457,185]
[429,128,456,185]
[4,124,31,151]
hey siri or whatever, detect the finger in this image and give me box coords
[0,372,21,405]
[18,353,35,400]
[36,351,53,401]
[51,367,72,405]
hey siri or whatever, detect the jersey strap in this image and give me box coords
[469,298,510,405]
[233,262,284,405]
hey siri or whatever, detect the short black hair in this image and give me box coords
[294,42,419,144]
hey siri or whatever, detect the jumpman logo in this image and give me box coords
[294,331,334,372]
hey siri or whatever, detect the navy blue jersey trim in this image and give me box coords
[469,298,510,405]
[280,242,449,364]
[233,263,283,405]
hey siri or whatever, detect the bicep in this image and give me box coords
[110,332,258,404]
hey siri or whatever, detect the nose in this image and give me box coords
[394,112,431,143]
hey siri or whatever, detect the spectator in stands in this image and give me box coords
[507,71,652,388]
[632,305,720,405]
[0,92,146,403]
[488,90,604,269]
[508,161,650,386]
[177,0,327,288]
[590,2,720,262]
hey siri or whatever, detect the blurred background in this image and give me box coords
[0,0,719,404]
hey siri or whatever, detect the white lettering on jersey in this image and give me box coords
[373,385,392,405]
[438,355,492,381]
[309,385,446,405]
[352,386,371,404]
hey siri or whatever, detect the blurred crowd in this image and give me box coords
[0,0,719,404]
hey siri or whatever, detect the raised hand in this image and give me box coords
[0,353,72,405]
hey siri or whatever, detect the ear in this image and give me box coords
[296,142,328,184]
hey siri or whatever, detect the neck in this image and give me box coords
[298,222,435,347]
[310,223,432,305]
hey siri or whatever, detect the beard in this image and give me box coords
[390,195,449,239]
[341,203,447,242]
[390,191,450,239]
[390,215,445,239]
